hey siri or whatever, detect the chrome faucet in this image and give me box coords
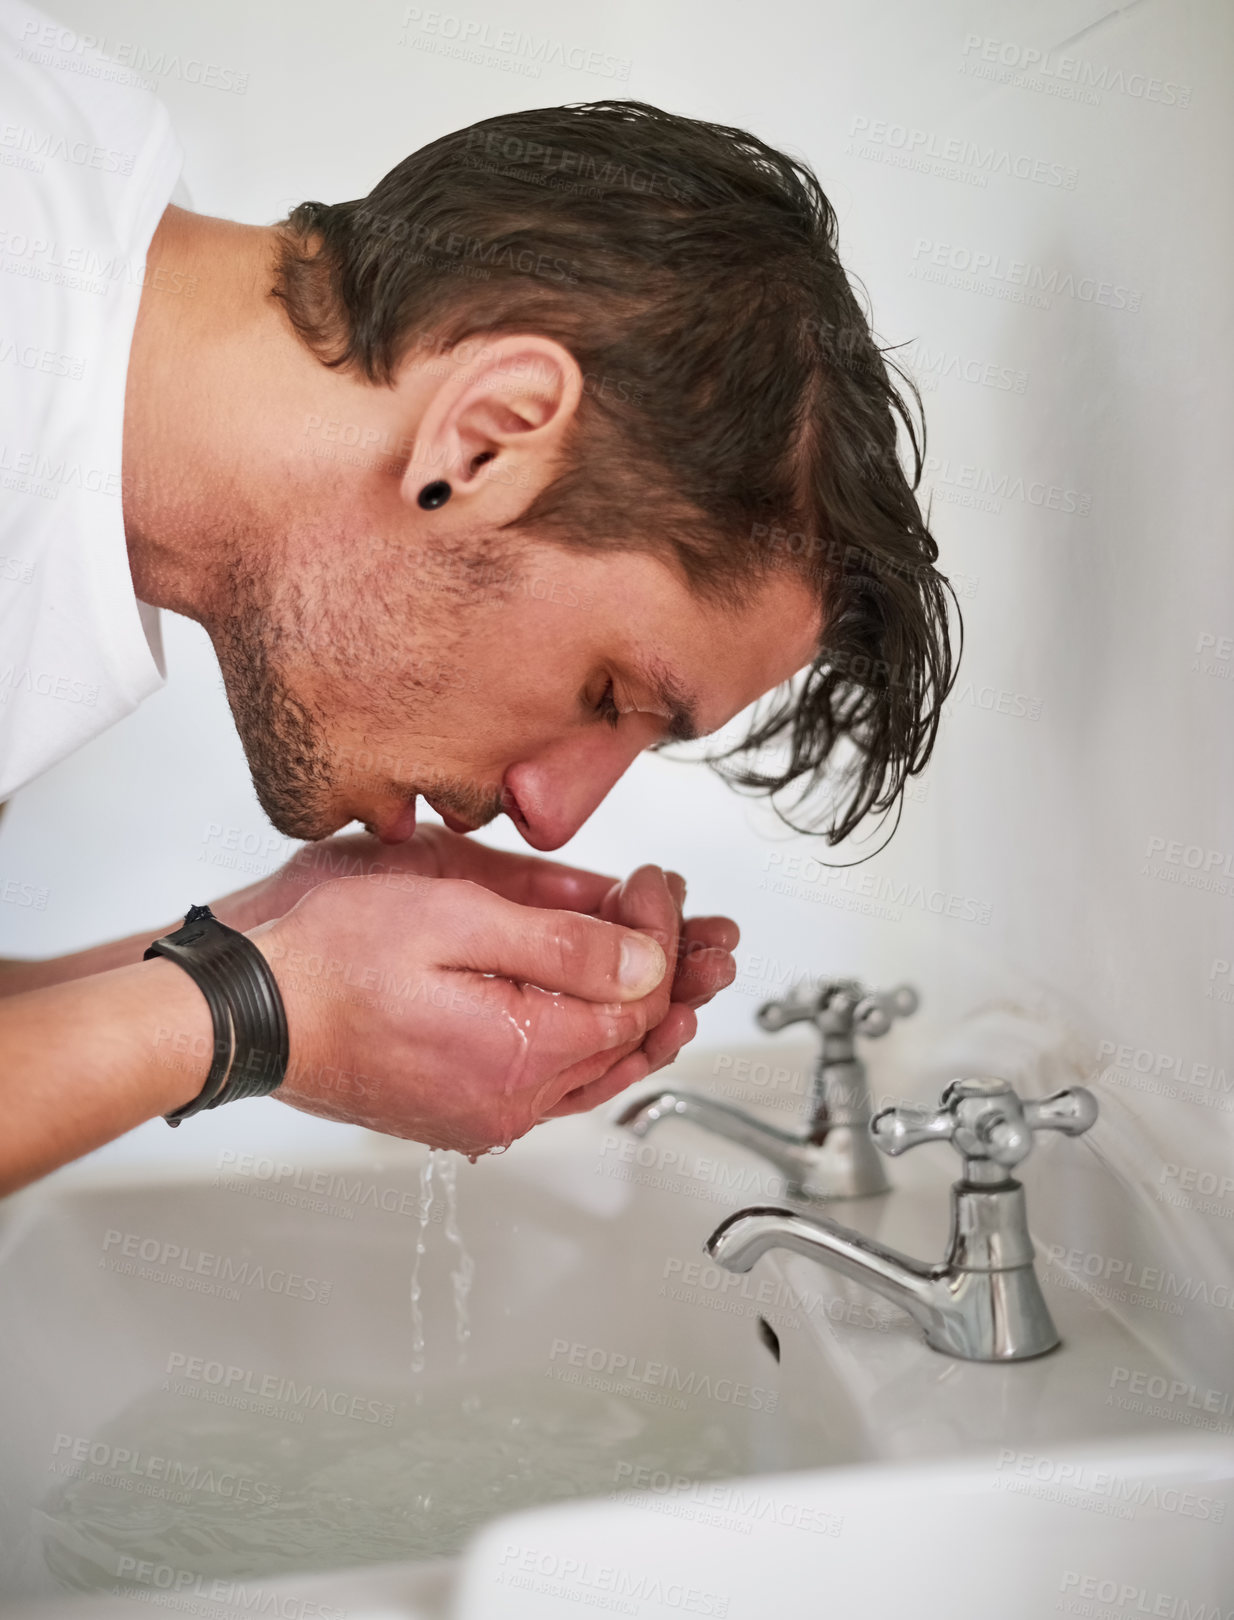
[704,1077,1099,1361]
[617,979,918,1200]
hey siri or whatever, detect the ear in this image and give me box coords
[399,333,584,522]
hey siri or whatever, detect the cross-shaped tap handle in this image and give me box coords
[757,980,919,1039]
[871,1077,1098,1171]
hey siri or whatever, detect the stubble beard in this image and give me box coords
[210,572,342,841]
[207,530,513,843]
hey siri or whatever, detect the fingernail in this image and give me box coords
[665,870,687,911]
[620,934,666,992]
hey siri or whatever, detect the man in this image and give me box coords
[0,2,955,1193]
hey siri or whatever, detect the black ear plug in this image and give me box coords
[417,480,452,510]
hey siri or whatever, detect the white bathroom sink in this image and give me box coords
[0,1086,847,1609]
[2,1043,1231,1618]
[455,1432,1234,1619]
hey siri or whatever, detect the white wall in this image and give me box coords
[3,0,1232,1382]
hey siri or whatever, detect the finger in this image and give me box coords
[665,870,686,915]
[603,865,680,971]
[498,980,655,1080]
[674,947,737,1007]
[672,918,738,987]
[564,1000,698,1118]
[597,878,625,925]
[539,1001,696,1119]
[538,1034,645,1103]
[433,880,668,1002]
[641,1002,697,1071]
[681,915,740,953]
[422,827,618,913]
[672,920,739,1004]
[441,976,654,1134]
[542,1046,655,1118]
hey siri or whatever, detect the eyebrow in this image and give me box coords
[629,656,702,743]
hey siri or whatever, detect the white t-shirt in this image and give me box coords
[0,0,187,801]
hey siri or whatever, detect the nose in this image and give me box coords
[503,722,660,851]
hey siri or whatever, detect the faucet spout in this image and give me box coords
[705,1205,943,1336]
[618,1092,812,1184]
[704,1188,1065,1361]
[616,1090,889,1201]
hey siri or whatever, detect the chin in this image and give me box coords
[252,786,348,844]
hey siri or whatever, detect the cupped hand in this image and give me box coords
[217,826,739,1024]
[253,872,675,1155]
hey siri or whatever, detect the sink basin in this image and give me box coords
[457,1432,1234,1619]
[2,1043,1231,1618]
[0,1103,851,1608]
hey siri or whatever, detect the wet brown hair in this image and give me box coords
[270,100,959,846]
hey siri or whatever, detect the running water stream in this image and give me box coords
[438,1153,475,1357]
[409,1149,476,1373]
[408,1151,436,1374]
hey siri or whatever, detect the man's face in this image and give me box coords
[212,535,821,851]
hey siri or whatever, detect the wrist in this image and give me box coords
[245,921,331,1104]
[130,956,219,1117]
[144,906,291,1124]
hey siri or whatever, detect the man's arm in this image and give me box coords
[0,958,209,1193]
[0,827,602,996]
[0,829,737,1008]
[0,866,691,1196]
[0,881,275,997]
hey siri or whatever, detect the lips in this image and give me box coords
[424,797,476,835]
[373,796,417,845]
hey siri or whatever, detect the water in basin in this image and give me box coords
[2,1125,852,1602]
[36,1364,759,1591]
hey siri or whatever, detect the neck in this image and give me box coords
[122,206,287,623]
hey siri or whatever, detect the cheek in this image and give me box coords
[476,588,592,681]
[462,637,582,745]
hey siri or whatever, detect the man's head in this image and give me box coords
[128,100,955,851]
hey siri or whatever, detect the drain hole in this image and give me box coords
[757,1316,781,1363]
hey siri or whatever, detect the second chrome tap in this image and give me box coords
[704,1077,1100,1361]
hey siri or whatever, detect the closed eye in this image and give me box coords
[595,679,621,730]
